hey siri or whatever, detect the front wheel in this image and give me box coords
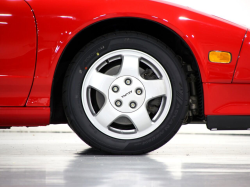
[63,32,189,154]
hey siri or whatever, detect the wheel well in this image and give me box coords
[50,17,204,124]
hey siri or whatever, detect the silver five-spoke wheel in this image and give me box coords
[82,49,172,139]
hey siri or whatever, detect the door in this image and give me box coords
[0,0,36,106]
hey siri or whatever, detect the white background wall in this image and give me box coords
[165,0,250,28]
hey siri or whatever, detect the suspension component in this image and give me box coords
[179,56,199,124]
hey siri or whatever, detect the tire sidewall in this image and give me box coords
[64,33,188,154]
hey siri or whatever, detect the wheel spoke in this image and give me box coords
[95,102,120,128]
[88,70,115,95]
[143,79,167,101]
[127,106,152,132]
[119,54,140,77]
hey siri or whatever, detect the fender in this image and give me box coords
[25,0,247,107]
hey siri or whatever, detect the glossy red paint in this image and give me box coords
[0,107,50,126]
[1,0,250,126]
[25,0,247,107]
[204,83,250,115]
[233,30,250,83]
[0,0,36,106]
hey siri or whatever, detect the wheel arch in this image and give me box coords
[50,17,204,124]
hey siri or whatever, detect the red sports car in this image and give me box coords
[1,0,249,154]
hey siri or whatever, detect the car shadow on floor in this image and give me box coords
[76,148,111,155]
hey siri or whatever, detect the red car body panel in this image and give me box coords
[233,30,250,83]
[0,107,50,126]
[0,0,36,106]
[25,0,246,108]
[0,0,249,126]
[204,83,250,115]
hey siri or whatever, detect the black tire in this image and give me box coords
[63,32,189,154]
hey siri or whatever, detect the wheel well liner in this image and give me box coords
[50,17,204,124]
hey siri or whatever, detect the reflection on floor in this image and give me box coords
[0,130,250,187]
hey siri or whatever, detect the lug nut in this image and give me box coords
[115,100,122,107]
[130,102,137,109]
[112,86,119,93]
[136,88,143,95]
[125,78,132,85]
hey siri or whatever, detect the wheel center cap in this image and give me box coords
[109,76,146,113]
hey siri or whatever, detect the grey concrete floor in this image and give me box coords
[0,130,250,187]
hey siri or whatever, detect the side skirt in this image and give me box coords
[207,116,250,130]
[0,107,50,127]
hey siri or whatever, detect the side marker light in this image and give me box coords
[209,51,232,63]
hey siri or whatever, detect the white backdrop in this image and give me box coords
[165,0,250,28]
